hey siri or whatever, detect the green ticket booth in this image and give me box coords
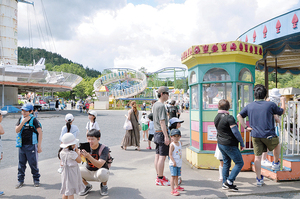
[181,41,262,169]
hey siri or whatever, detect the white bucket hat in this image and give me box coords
[88,110,97,118]
[270,88,281,98]
[65,113,74,122]
[60,133,79,148]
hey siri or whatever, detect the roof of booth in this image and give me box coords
[237,8,300,74]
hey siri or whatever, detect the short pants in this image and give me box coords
[169,165,181,176]
[148,134,154,141]
[142,123,149,131]
[252,136,279,156]
[154,131,169,156]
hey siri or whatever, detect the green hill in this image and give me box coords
[18,47,101,78]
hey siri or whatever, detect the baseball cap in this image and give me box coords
[0,111,7,115]
[157,86,169,94]
[170,129,181,136]
[169,117,184,125]
[88,110,97,118]
[65,113,74,122]
[21,103,34,111]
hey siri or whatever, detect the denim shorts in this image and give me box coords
[169,165,181,176]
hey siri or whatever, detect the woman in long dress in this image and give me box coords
[121,101,140,150]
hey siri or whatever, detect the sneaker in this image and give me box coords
[156,178,170,186]
[33,182,40,187]
[176,186,184,191]
[256,175,264,186]
[146,147,152,150]
[171,189,180,196]
[100,183,108,196]
[261,159,272,167]
[272,161,280,171]
[222,183,229,190]
[15,182,24,189]
[224,181,238,192]
[79,184,93,196]
[0,191,4,196]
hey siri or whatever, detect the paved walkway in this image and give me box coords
[0,110,299,198]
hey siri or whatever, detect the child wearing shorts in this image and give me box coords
[140,111,149,141]
[169,129,184,196]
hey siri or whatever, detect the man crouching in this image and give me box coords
[79,129,110,196]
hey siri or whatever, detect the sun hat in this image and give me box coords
[142,111,147,115]
[65,113,74,122]
[88,110,97,118]
[0,111,7,115]
[169,117,184,125]
[269,88,281,98]
[21,103,34,111]
[60,133,79,148]
[170,129,181,136]
[157,86,169,94]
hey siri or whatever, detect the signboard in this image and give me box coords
[207,125,217,141]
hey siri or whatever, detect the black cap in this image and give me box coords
[148,113,153,120]
[170,129,181,136]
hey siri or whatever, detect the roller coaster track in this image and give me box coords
[93,68,147,99]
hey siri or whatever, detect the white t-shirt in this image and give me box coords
[59,125,79,141]
[86,121,100,131]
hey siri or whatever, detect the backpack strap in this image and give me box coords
[98,144,106,157]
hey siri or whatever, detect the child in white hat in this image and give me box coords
[59,113,80,142]
[59,133,85,199]
[86,110,100,134]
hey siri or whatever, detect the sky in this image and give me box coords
[17,0,300,73]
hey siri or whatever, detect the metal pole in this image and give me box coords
[174,68,176,89]
[264,59,269,95]
[275,57,278,88]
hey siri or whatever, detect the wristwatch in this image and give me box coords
[245,126,248,130]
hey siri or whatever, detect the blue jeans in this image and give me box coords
[218,144,244,184]
[18,144,40,183]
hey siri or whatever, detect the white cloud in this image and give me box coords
[17,0,300,73]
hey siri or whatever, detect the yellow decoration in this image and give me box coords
[181,41,263,69]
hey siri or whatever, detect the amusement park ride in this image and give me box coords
[92,67,188,109]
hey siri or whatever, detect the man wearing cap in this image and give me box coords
[237,84,285,186]
[153,86,170,186]
[15,103,43,189]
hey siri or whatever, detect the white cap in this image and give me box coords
[65,113,74,122]
[169,117,184,125]
[88,110,97,118]
[60,133,79,148]
[0,111,7,115]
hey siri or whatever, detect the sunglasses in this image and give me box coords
[162,92,169,95]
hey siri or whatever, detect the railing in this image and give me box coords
[283,101,300,155]
[93,70,147,99]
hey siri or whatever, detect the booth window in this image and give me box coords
[191,84,199,110]
[239,68,253,82]
[190,71,197,84]
[203,68,230,82]
[203,83,232,109]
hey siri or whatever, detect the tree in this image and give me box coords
[52,63,86,78]
[138,67,147,74]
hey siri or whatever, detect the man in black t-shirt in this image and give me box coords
[79,129,110,196]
